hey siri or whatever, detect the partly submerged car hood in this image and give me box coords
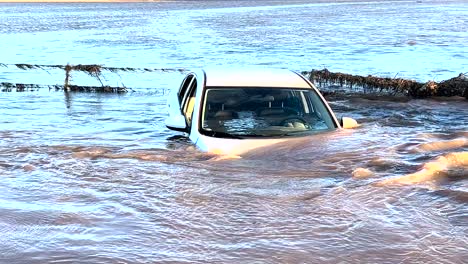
[194,134,291,156]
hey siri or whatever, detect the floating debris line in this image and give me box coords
[304,69,468,99]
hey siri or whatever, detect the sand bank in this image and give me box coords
[0,0,156,3]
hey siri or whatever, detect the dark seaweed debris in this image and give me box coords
[1,82,131,93]
[305,69,468,99]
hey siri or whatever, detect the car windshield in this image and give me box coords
[200,87,337,138]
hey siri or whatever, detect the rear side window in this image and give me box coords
[178,75,195,104]
[180,76,197,128]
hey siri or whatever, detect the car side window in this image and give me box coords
[178,75,194,104]
[181,76,197,128]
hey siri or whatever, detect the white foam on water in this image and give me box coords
[377,152,468,186]
[352,168,374,179]
[412,138,467,153]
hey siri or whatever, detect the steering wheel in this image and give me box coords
[279,116,310,129]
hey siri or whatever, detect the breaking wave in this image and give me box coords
[377,152,468,186]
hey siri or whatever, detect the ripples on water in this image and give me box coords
[1,90,466,263]
[1,0,467,81]
[1,0,467,263]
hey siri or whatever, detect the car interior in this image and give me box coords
[201,88,332,136]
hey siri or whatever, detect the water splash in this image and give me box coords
[377,152,468,186]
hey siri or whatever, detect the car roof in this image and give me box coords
[202,68,312,89]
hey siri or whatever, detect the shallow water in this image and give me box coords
[1,0,467,263]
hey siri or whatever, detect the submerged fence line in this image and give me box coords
[0,63,188,73]
[0,81,172,94]
[304,69,468,99]
[0,62,187,93]
[0,82,130,93]
[1,63,467,98]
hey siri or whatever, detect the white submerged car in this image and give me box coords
[165,68,357,155]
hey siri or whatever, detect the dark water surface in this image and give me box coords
[1,0,467,263]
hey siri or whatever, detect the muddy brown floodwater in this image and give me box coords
[0,91,466,263]
[0,0,467,263]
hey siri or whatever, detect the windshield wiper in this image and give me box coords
[242,134,274,138]
[206,130,243,139]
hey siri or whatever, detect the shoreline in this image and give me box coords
[0,0,160,2]
[0,0,451,3]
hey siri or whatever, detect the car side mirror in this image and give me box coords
[165,114,187,132]
[340,117,359,129]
